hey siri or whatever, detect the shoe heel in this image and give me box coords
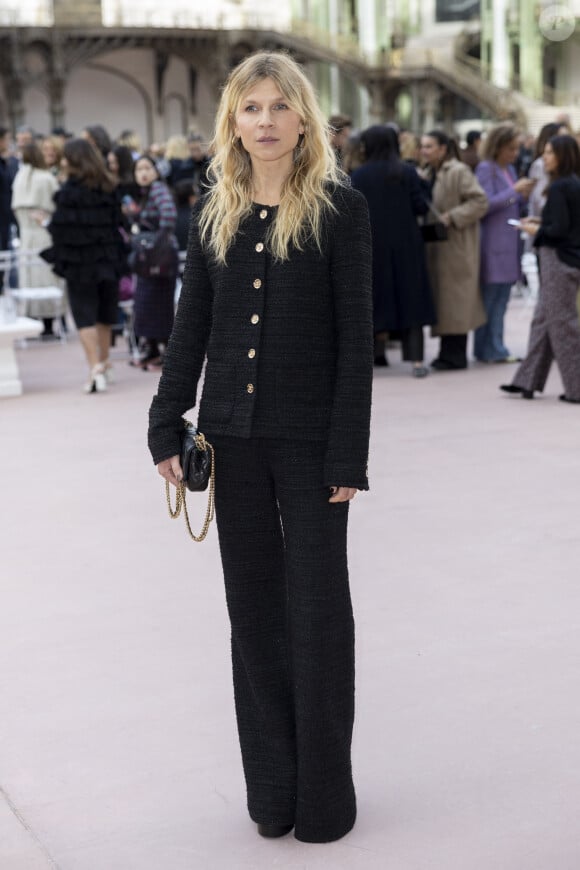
[85,365,108,394]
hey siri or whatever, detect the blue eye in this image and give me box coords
[274,103,288,110]
[244,105,257,112]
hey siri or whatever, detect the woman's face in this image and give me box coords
[233,77,305,172]
[107,152,119,175]
[420,136,446,168]
[543,142,558,174]
[135,158,157,187]
[42,140,57,166]
[496,137,519,166]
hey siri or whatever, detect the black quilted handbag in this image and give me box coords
[165,420,215,541]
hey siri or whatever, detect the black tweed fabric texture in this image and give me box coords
[209,435,357,843]
[148,184,373,489]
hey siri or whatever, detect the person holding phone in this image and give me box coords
[474,123,536,363]
[501,135,580,402]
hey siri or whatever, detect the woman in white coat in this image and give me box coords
[11,142,63,336]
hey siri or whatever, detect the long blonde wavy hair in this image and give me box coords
[199,51,345,263]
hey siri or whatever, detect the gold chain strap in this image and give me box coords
[165,438,215,542]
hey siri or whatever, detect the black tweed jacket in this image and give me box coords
[148,184,373,489]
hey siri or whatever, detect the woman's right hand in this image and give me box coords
[513,178,536,198]
[157,455,183,487]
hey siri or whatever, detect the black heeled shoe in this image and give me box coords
[257,823,294,838]
[500,384,534,399]
[431,358,467,371]
[559,394,580,404]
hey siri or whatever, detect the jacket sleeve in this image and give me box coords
[408,166,430,216]
[536,184,570,242]
[149,181,177,238]
[148,202,213,465]
[475,161,521,215]
[448,165,489,229]
[323,188,374,490]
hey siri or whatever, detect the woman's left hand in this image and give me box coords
[520,217,540,236]
[328,486,357,503]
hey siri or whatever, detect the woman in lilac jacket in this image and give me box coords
[475,124,536,362]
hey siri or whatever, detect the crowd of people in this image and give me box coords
[1,103,579,402]
[330,112,580,401]
[0,123,207,390]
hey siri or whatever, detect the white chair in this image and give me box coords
[0,248,66,339]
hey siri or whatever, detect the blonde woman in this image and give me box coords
[148,51,373,843]
[164,134,189,161]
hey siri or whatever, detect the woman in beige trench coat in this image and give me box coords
[421,131,488,369]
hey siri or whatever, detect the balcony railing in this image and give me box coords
[0,1,291,30]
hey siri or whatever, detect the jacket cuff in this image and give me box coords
[323,461,370,491]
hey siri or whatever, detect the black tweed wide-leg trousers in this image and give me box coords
[209,435,357,843]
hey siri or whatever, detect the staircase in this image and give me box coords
[398,38,527,125]
[286,21,580,133]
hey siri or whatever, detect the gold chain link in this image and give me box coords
[165,440,215,542]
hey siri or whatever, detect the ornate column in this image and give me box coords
[365,79,385,124]
[420,82,440,131]
[491,0,509,88]
[5,34,25,133]
[410,81,421,133]
[519,0,543,101]
[49,34,68,130]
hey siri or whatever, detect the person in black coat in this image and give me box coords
[502,134,580,403]
[148,51,373,844]
[41,138,125,392]
[173,179,198,252]
[0,126,18,292]
[351,125,436,375]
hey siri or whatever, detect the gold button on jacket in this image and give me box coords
[147,188,373,491]
[248,348,256,359]
[255,242,264,252]
[246,383,255,394]
[259,209,268,219]
[253,278,262,289]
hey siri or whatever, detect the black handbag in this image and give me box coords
[165,420,215,542]
[420,222,449,243]
[420,197,449,242]
[130,230,178,279]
